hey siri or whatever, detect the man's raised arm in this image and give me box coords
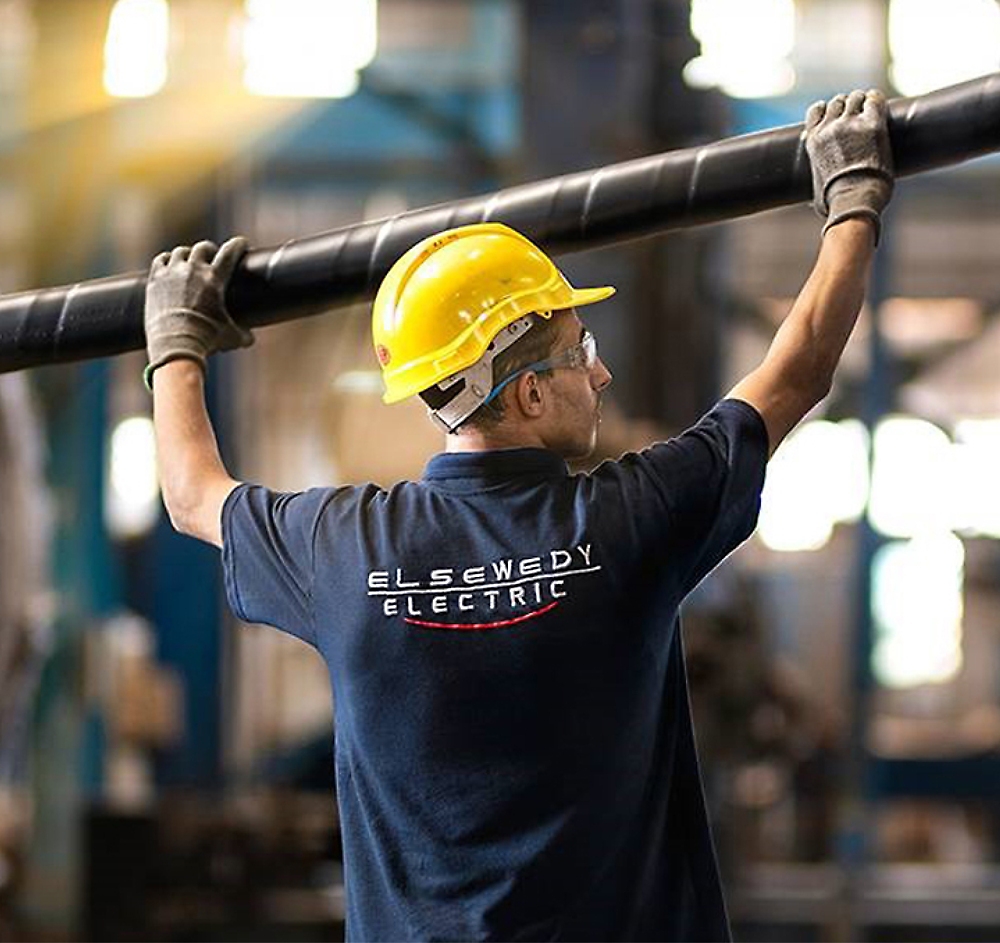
[729,89,894,454]
[145,237,254,547]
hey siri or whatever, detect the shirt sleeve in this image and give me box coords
[221,483,335,647]
[634,398,769,594]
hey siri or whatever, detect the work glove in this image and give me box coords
[805,89,894,243]
[144,236,253,389]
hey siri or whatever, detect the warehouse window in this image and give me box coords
[103,0,170,98]
[872,534,964,688]
[106,416,160,539]
[242,0,378,99]
[890,0,1000,96]
[757,419,868,552]
[684,0,795,99]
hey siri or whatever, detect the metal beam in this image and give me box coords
[3,73,1000,372]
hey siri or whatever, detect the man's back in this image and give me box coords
[222,400,767,941]
[147,89,889,943]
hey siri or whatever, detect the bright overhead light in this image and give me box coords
[872,534,964,689]
[685,0,796,99]
[950,419,1000,538]
[869,416,954,539]
[103,0,170,99]
[242,0,378,99]
[889,0,1000,96]
[106,416,160,539]
[757,420,869,553]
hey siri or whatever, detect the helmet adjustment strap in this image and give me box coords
[428,315,535,433]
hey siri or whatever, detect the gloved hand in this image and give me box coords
[805,89,894,243]
[144,236,253,389]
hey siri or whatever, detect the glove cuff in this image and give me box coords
[144,351,207,392]
[820,175,893,245]
[816,166,894,217]
[822,207,881,245]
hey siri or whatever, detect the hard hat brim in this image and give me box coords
[566,285,616,309]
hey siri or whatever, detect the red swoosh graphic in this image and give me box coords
[404,601,560,631]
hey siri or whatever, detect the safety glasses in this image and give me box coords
[541,331,598,372]
[483,331,597,406]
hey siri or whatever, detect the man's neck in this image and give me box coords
[444,424,548,454]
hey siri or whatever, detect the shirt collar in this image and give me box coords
[423,448,569,482]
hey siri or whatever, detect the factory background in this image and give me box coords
[3,0,1000,939]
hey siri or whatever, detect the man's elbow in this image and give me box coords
[160,479,227,546]
[161,490,201,538]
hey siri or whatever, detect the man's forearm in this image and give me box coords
[771,218,875,395]
[152,359,239,546]
[728,218,875,451]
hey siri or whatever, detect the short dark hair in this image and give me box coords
[420,311,565,433]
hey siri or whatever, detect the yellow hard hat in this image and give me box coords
[372,222,615,404]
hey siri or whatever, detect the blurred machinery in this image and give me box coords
[0,372,51,941]
[84,792,344,942]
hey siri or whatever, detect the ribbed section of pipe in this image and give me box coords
[3,73,1000,373]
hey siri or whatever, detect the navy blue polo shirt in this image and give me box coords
[221,398,768,942]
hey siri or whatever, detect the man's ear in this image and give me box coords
[514,372,545,418]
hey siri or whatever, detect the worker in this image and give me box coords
[145,89,893,941]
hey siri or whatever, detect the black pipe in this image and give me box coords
[3,73,1000,373]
